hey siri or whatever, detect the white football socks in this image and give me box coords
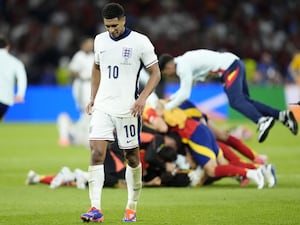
[125,163,142,211]
[88,165,104,209]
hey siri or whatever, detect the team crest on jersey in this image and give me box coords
[122,47,132,65]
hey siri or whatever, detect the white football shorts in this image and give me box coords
[89,109,140,149]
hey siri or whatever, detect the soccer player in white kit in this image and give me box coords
[0,35,27,121]
[69,38,94,114]
[158,49,298,143]
[57,38,94,147]
[80,3,161,223]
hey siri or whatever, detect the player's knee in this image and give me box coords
[215,130,230,141]
[124,148,140,167]
[228,95,246,110]
[205,168,215,177]
[203,160,217,177]
[90,148,106,164]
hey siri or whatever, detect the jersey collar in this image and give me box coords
[110,28,131,41]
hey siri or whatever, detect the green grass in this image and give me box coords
[0,121,300,225]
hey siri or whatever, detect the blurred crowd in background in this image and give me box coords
[1,0,300,86]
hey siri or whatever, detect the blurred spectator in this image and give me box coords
[56,37,94,147]
[252,50,282,85]
[288,49,300,84]
[1,0,300,85]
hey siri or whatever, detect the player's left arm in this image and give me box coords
[131,36,161,117]
[141,63,161,100]
[14,61,27,103]
[131,63,161,117]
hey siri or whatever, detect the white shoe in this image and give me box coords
[246,168,264,189]
[261,164,277,188]
[25,170,40,185]
[50,166,75,189]
[257,117,275,143]
[74,168,88,190]
[280,110,298,135]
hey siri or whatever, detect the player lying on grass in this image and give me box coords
[26,166,127,189]
[178,100,269,165]
[26,166,89,189]
[140,127,276,188]
[142,101,276,189]
[139,131,203,187]
[26,143,126,189]
[178,100,276,186]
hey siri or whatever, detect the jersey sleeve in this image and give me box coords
[94,35,100,65]
[15,60,27,97]
[140,36,158,68]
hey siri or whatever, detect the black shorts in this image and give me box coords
[0,102,9,120]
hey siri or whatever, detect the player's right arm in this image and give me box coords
[164,68,193,110]
[86,62,100,115]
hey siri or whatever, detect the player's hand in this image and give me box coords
[165,162,177,175]
[86,100,94,115]
[131,98,145,117]
[14,95,24,103]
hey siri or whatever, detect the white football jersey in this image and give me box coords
[69,50,94,111]
[0,49,27,106]
[165,49,239,110]
[93,29,158,117]
[174,49,239,82]
[69,50,94,80]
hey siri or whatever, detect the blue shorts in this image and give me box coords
[185,123,222,167]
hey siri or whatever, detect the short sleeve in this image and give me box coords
[140,36,158,68]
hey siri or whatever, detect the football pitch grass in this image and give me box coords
[0,121,300,225]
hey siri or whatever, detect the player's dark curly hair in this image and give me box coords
[102,3,125,19]
[158,53,174,71]
[157,146,177,162]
